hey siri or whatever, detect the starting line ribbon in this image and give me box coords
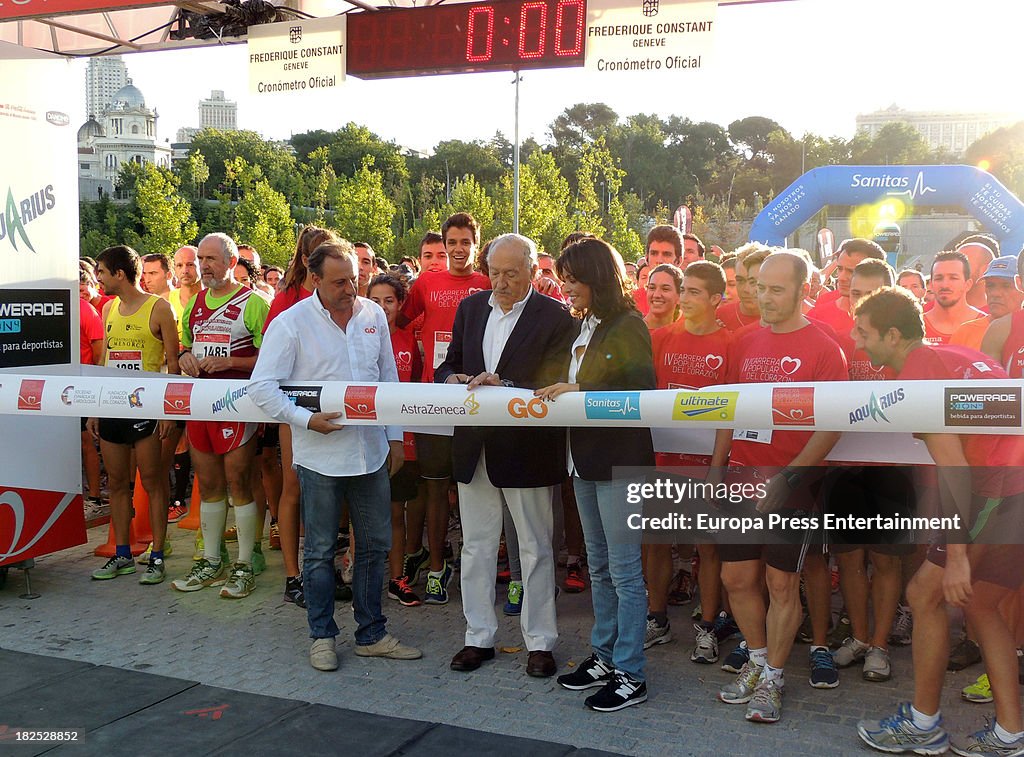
[1,373,1021,435]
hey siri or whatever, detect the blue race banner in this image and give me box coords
[749,165,1024,255]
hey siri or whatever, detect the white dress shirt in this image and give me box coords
[248,291,402,477]
[482,286,532,373]
[567,313,601,474]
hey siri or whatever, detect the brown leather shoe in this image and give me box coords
[527,650,556,678]
[450,645,495,672]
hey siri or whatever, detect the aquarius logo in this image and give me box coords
[212,386,247,414]
[0,185,56,253]
[849,388,905,425]
[464,392,480,415]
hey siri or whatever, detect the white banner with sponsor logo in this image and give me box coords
[0,43,83,565]
[586,0,717,75]
[3,374,1023,464]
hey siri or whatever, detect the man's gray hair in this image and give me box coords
[200,232,238,265]
[487,233,539,267]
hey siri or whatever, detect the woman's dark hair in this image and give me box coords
[555,237,636,319]
[283,225,336,291]
[368,272,408,303]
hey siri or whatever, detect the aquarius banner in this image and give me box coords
[0,43,83,567]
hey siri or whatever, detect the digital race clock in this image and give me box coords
[346,0,587,79]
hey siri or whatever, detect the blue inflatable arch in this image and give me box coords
[748,165,1024,255]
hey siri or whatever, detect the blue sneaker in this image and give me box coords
[503,580,523,615]
[857,702,949,755]
[810,647,839,688]
[424,561,453,605]
[721,640,750,673]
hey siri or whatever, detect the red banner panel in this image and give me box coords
[0,487,85,567]
[0,1,167,22]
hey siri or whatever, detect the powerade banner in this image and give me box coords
[0,288,71,368]
[749,165,1024,255]
[0,44,83,566]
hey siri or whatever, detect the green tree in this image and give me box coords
[304,146,337,224]
[442,175,496,240]
[330,156,397,253]
[965,121,1024,198]
[233,180,296,268]
[176,151,210,200]
[494,151,573,254]
[133,164,198,255]
[850,122,932,165]
[191,128,300,200]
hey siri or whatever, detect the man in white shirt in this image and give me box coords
[249,240,421,671]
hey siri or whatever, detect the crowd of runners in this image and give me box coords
[72,215,1024,754]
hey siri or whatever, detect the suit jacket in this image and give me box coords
[436,289,576,488]
[569,308,656,481]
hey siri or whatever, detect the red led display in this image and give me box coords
[346,0,587,79]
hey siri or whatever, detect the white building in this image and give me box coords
[198,89,237,131]
[85,56,129,119]
[856,105,1019,155]
[77,81,173,199]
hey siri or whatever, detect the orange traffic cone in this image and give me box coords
[130,470,153,548]
[93,497,143,557]
[177,479,202,531]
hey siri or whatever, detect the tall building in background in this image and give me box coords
[855,104,1019,156]
[198,89,237,131]
[85,56,129,118]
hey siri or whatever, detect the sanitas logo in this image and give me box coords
[0,185,56,253]
[850,171,936,201]
[672,391,738,421]
[212,386,247,414]
[584,392,642,420]
[849,388,905,424]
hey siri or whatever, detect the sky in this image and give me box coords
[68,0,1023,154]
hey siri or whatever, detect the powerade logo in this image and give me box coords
[944,386,1022,427]
[849,388,905,425]
[212,386,247,414]
[282,384,323,413]
[0,185,56,253]
[584,392,641,420]
[672,391,738,421]
[0,319,18,333]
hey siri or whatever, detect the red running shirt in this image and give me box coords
[79,298,103,365]
[899,344,1024,494]
[263,285,313,333]
[651,323,732,467]
[716,300,759,332]
[728,322,848,468]
[390,326,422,461]
[400,270,491,383]
[1000,309,1024,379]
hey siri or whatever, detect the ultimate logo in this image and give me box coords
[0,185,56,253]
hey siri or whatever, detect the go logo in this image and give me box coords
[507,397,548,419]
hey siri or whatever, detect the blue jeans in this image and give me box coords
[296,464,391,645]
[573,476,646,681]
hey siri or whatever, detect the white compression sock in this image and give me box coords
[201,498,228,563]
[234,501,258,565]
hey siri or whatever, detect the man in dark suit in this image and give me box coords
[436,233,576,678]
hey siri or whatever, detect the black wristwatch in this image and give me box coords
[779,468,804,490]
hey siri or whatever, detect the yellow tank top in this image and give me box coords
[104,295,164,373]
